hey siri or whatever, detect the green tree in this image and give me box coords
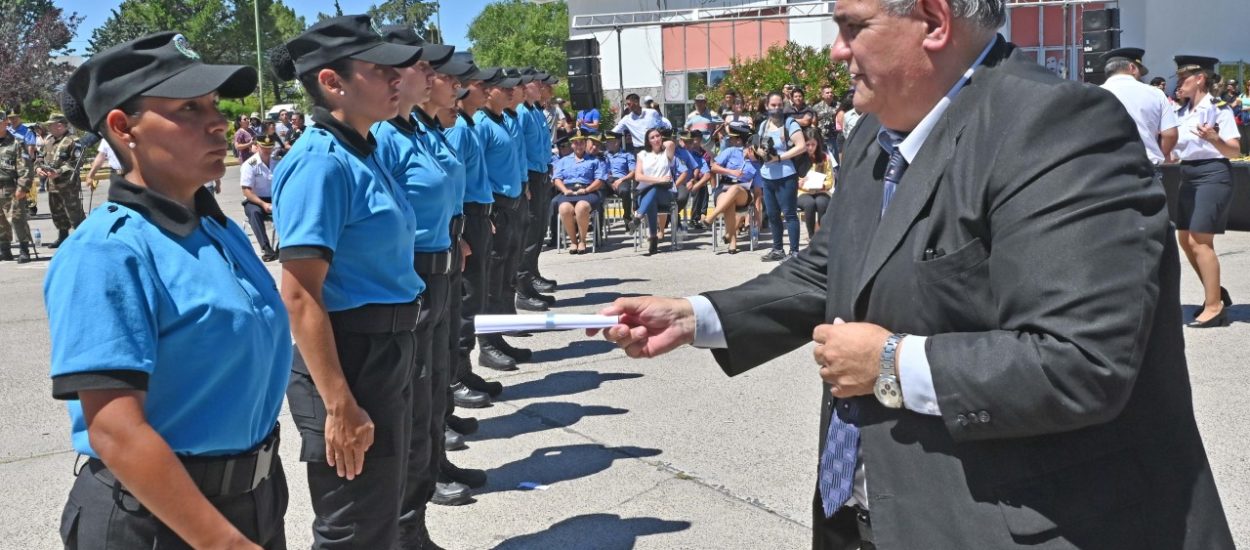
[367,0,436,27]
[714,42,851,108]
[0,0,83,108]
[467,0,568,76]
[316,0,345,22]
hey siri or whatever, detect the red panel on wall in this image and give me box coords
[1009,2,1106,49]
[761,19,789,52]
[1011,6,1040,47]
[662,26,683,72]
[664,18,790,72]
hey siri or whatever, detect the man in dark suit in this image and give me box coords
[593,0,1234,548]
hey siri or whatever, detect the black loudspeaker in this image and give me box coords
[568,74,602,96]
[1084,71,1107,86]
[1082,8,1119,32]
[1082,29,1121,54]
[565,39,600,59]
[570,91,603,111]
[567,57,601,77]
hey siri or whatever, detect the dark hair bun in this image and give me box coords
[269,45,297,82]
[58,88,92,132]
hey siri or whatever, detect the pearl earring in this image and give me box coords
[128,142,136,149]
[339,90,346,96]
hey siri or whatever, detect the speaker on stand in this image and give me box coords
[1081,8,1120,85]
[565,38,603,111]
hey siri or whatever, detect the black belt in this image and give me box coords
[492,193,522,210]
[329,300,421,334]
[464,202,493,216]
[449,214,465,240]
[1180,158,1230,167]
[88,424,280,501]
[415,250,454,276]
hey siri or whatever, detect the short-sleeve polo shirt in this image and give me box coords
[503,109,528,180]
[447,110,493,205]
[272,107,423,311]
[519,103,550,173]
[474,109,523,198]
[45,178,291,457]
[413,108,467,216]
[373,114,455,254]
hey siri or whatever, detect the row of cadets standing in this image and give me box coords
[515,68,558,312]
[269,16,427,549]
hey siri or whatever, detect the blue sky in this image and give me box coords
[58,0,492,53]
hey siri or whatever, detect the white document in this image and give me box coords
[802,170,827,191]
[474,314,621,335]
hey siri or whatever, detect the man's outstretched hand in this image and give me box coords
[589,296,697,358]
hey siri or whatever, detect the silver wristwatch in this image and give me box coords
[874,333,907,409]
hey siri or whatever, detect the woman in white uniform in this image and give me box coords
[1170,55,1242,328]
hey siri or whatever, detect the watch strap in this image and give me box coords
[880,333,907,378]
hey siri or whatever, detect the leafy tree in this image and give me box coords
[316,0,345,22]
[368,0,436,28]
[0,0,83,108]
[713,42,851,109]
[467,0,568,76]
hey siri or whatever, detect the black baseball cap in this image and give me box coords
[1103,47,1148,76]
[282,16,423,79]
[504,68,534,85]
[455,88,470,101]
[480,67,520,89]
[380,25,454,67]
[63,32,257,132]
[463,66,501,83]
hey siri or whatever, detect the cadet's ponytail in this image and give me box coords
[271,45,355,110]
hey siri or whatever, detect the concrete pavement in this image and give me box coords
[1,166,1246,548]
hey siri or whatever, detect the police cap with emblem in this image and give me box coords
[380,25,454,68]
[480,67,520,89]
[1175,55,1221,80]
[255,135,277,148]
[62,32,257,133]
[570,127,596,142]
[726,121,753,139]
[1102,47,1148,76]
[274,16,424,82]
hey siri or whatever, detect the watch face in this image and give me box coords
[875,376,903,409]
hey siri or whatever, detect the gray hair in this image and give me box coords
[880,0,1008,30]
[1104,58,1135,76]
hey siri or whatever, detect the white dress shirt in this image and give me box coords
[1101,74,1180,164]
[612,108,672,147]
[240,154,277,198]
[1172,93,1240,162]
[685,37,998,509]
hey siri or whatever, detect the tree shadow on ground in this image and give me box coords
[493,513,692,550]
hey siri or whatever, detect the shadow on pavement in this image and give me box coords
[480,444,662,497]
[559,291,646,308]
[555,277,650,291]
[529,339,617,363]
[474,402,629,442]
[493,513,692,550]
[498,370,644,402]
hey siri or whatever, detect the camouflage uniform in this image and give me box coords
[39,130,85,234]
[0,132,33,260]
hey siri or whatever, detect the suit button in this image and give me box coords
[967,413,980,424]
[956,414,969,426]
[979,411,991,423]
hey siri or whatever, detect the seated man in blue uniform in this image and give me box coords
[601,131,636,229]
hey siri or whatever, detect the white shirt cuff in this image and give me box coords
[898,336,941,416]
[685,296,728,349]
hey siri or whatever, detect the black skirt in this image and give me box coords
[1176,158,1233,234]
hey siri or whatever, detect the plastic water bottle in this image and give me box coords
[675,222,687,247]
[750,223,759,244]
[33,228,42,248]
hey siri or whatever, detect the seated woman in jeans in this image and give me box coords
[552,130,606,254]
[633,127,676,255]
[756,91,807,262]
[796,127,835,242]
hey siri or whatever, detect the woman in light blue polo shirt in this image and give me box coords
[47,32,289,548]
[757,91,807,262]
[269,15,425,549]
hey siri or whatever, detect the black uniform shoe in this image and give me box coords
[532,277,556,293]
[431,480,473,506]
[1221,286,1233,307]
[477,342,518,371]
[47,231,68,249]
[17,243,31,264]
[761,248,787,262]
[0,244,12,261]
[445,427,467,451]
[515,294,549,311]
[462,371,504,397]
[442,459,487,489]
[447,415,479,435]
[531,291,556,305]
[452,382,491,408]
[261,248,278,262]
[495,338,533,363]
[646,237,658,256]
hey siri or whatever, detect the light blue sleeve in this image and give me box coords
[787,119,803,139]
[273,153,352,254]
[898,336,941,415]
[46,236,159,379]
[715,149,731,166]
[552,156,567,181]
[595,158,609,181]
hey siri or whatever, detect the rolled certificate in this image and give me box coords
[474,313,621,335]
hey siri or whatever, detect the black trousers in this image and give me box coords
[60,453,287,549]
[608,180,635,219]
[399,272,450,546]
[243,200,274,253]
[288,303,419,549]
[487,194,525,315]
[797,193,831,238]
[812,492,873,550]
[691,183,710,222]
[459,206,493,365]
[516,171,551,293]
